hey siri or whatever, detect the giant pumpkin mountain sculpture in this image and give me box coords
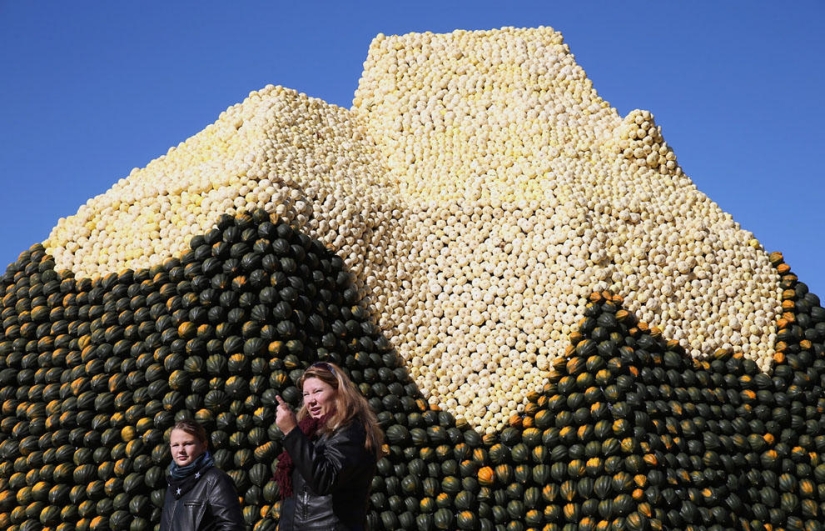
[1,27,821,530]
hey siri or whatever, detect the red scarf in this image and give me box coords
[273,415,327,499]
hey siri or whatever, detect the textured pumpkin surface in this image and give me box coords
[1,26,821,531]
[41,27,781,433]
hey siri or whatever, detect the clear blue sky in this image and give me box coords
[2,2,823,296]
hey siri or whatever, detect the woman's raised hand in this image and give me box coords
[275,395,298,435]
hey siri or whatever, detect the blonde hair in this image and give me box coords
[170,419,208,446]
[297,362,385,459]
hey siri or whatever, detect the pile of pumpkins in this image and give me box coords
[1,208,825,531]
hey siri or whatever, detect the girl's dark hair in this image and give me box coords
[171,419,208,446]
[298,362,386,459]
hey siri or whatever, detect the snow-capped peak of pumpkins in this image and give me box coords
[44,26,780,433]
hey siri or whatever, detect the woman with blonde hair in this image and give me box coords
[274,361,385,530]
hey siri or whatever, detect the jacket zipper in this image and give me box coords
[299,487,309,522]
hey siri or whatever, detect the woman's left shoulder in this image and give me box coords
[343,418,368,435]
[328,419,367,442]
[203,466,233,485]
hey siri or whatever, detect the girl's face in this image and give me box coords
[169,428,206,467]
[302,377,337,419]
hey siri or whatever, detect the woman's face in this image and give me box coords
[169,428,206,467]
[302,377,337,419]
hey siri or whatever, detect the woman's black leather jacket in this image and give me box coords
[278,420,377,530]
[160,466,246,531]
